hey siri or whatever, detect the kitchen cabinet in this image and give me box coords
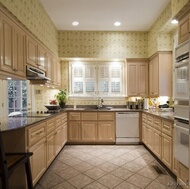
[51,58,61,86]
[0,12,26,79]
[149,52,172,97]
[26,35,46,71]
[127,59,148,97]
[178,11,190,45]
[142,112,174,172]
[178,162,189,189]
[68,111,115,143]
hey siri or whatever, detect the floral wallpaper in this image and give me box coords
[58,31,148,59]
[0,0,58,56]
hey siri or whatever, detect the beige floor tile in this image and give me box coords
[98,173,123,189]
[39,170,64,189]
[120,153,137,161]
[126,173,152,188]
[68,174,94,189]
[50,160,70,173]
[108,157,131,166]
[111,167,134,180]
[98,162,119,172]
[86,157,106,166]
[137,165,159,180]
[99,154,115,161]
[114,181,140,189]
[146,181,170,189]
[77,153,95,161]
[58,167,81,180]
[155,174,176,186]
[51,180,76,189]
[83,181,108,189]
[84,167,107,180]
[34,184,44,189]
[73,161,94,172]
[132,156,154,166]
[61,157,83,166]
[122,161,144,172]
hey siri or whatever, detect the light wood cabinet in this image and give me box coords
[149,52,172,97]
[29,138,47,185]
[68,111,115,143]
[178,12,190,45]
[178,162,189,189]
[26,35,47,71]
[98,121,115,142]
[127,59,148,97]
[0,12,26,79]
[142,113,174,172]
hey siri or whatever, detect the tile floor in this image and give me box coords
[34,145,182,189]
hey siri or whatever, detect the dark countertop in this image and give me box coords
[0,107,174,132]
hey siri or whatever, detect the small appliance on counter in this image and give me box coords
[143,98,149,109]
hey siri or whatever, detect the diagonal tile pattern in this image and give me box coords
[35,145,182,189]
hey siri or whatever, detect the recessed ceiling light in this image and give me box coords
[114,22,121,26]
[171,19,178,24]
[72,21,79,26]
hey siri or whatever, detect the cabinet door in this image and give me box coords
[55,128,62,155]
[61,124,67,146]
[142,124,147,144]
[138,63,148,96]
[46,133,55,167]
[127,63,138,96]
[178,162,189,188]
[46,52,53,80]
[0,13,14,74]
[68,121,81,142]
[153,129,162,159]
[37,45,46,71]
[149,56,159,96]
[147,126,154,150]
[98,122,115,142]
[14,24,26,77]
[81,121,97,141]
[26,35,38,67]
[162,133,172,170]
[178,13,190,44]
[29,139,47,185]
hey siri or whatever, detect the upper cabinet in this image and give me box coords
[127,59,148,97]
[178,11,190,45]
[0,12,26,79]
[26,35,46,71]
[149,52,172,97]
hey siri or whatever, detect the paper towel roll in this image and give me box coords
[144,98,149,109]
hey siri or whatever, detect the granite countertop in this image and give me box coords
[0,107,174,132]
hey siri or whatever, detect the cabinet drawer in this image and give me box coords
[147,115,153,126]
[81,112,97,120]
[46,118,55,134]
[98,112,114,121]
[62,112,67,123]
[56,115,62,129]
[27,122,46,147]
[142,113,147,123]
[69,112,80,120]
[154,117,161,131]
[162,120,173,136]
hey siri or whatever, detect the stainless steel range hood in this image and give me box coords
[26,65,50,80]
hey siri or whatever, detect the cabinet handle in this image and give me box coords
[36,131,43,135]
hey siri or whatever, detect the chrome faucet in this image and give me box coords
[97,97,104,108]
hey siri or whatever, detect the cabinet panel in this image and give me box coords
[46,117,55,134]
[81,121,97,141]
[162,120,173,137]
[68,121,81,141]
[153,117,162,131]
[29,139,46,185]
[178,13,190,44]
[98,122,115,142]
[154,129,162,159]
[98,112,114,121]
[162,133,172,169]
[46,132,55,167]
[81,112,97,120]
[69,112,80,120]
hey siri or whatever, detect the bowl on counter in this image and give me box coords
[44,105,60,110]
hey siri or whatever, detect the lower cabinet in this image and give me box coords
[178,162,189,189]
[153,129,162,159]
[29,139,47,185]
[68,111,115,143]
[26,112,67,185]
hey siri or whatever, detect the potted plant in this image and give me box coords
[55,89,68,109]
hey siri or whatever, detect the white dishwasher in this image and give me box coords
[116,112,139,144]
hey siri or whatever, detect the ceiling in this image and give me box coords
[40,0,170,31]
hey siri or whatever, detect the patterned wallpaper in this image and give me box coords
[0,0,58,56]
[58,31,148,59]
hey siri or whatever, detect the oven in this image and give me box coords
[174,119,189,167]
[174,40,189,100]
